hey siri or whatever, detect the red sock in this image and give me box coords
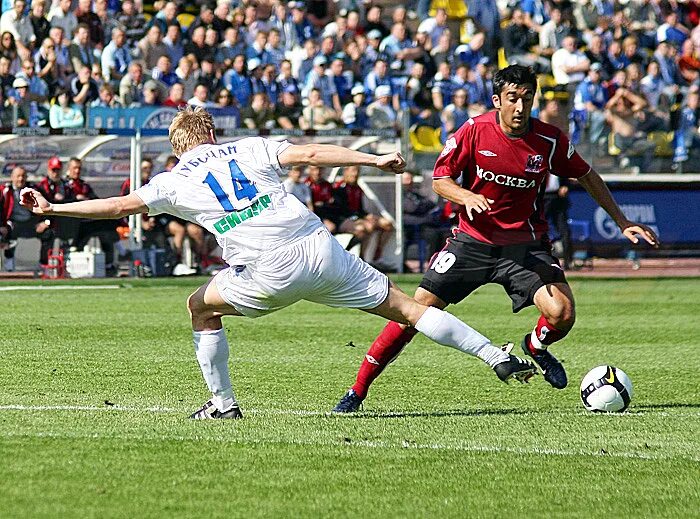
[351,321,418,398]
[526,315,568,354]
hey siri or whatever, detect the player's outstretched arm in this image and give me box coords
[577,169,659,247]
[20,188,148,220]
[278,144,406,173]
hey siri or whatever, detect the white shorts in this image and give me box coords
[213,227,389,318]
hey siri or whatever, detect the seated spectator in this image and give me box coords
[454,32,486,70]
[538,7,569,59]
[585,34,614,81]
[304,165,338,233]
[401,172,448,272]
[214,87,234,108]
[49,87,84,128]
[187,83,214,108]
[571,63,609,147]
[673,88,700,166]
[641,61,670,110]
[151,54,178,87]
[174,56,197,99]
[300,87,339,129]
[275,85,303,129]
[216,27,245,67]
[282,166,314,211]
[119,61,145,106]
[221,54,251,107]
[0,31,20,73]
[161,81,186,108]
[430,30,454,67]
[302,54,342,113]
[138,25,169,71]
[441,88,469,142]
[552,35,590,98]
[1,165,55,270]
[7,76,38,126]
[65,157,118,274]
[605,86,655,173]
[0,55,15,97]
[29,1,50,49]
[678,39,700,85]
[69,23,96,73]
[366,84,397,129]
[327,55,352,105]
[91,83,122,108]
[70,64,99,106]
[364,58,394,105]
[241,92,276,129]
[141,79,162,106]
[656,11,689,48]
[1,0,36,62]
[261,63,279,106]
[75,0,103,49]
[116,0,147,49]
[163,22,184,66]
[416,7,448,47]
[502,8,551,73]
[34,37,59,93]
[341,84,368,129]
[184,26,214,65]
[101,27,132,84]
[15,58,49,103]
[431,61,454,111]
[333,165,394,264]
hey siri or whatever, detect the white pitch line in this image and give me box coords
[0,285,121,291]
[1,429,698,464]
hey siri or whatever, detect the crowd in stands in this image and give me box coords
[3,0,700,272]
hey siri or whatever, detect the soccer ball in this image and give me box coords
[580,365,633,412]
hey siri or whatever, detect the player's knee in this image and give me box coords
[187,291,206,318]
[545,301,576,330]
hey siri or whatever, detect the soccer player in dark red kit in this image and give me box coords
[333,65,659,412]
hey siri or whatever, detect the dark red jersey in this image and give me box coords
[333,181,365,217]
[305,178,334,205]
[433,111,591,245]
[66,178,97,199]
[36,176,72,204]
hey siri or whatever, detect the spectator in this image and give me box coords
[101,26,131,83]
[141,79,162,106]
[454,32,486,70]
[366,84,396,129]
[7,76,34,126]
[75,0,103,49]
[212,2,231,39]
[276,59,298,94]
[401,171,446,272]
[657,11,689,48]
[221,54,251,107]
[34,37,59,92]
[260,62,279,106]
[275,85,302,129]
[430,29,453,67]
[289,2,314,47]
[302,54,341,113]
[36,155,71,204]
[241,92,275,129]
[216,27,245,67]
[341,84,368,129]
[94,0,117,48]
[29,1,50,49]
[49,87,83,128]
[441,88,469,142]
[641,60,670,109]
[503,8,551,73]
[465,0,501,64]
[163,22,184,66]
[300,87,338,129]
[116,0,146,49]
[69,23,95,73]
[571,63,609,147]
[119,61,145,106]
[184,26,213,65]
[187,83,213,108]
[70,64,99,106]
[431,61,454,111]
[379,22,414,71]
[653,41,682,87]
[90,83,121,107]
[188,4,216,40]
[0,165,54,269]
[363,5,389,41]
[304,165,338,233]
[213,87,234,108]
[552,35,590,103]
[162,81,186,108]
[1,0,35,61]
[364,58,394,105]
[246,28,270,63]
[622,36,647,69]
[539,8,569,59]
[15,58,49,102]
[147,1,179,36]
[0,31,20,74]
[49,26,71,78]
[0,55,14,96]
[605,86,655,173]
[333,165,394,264]
[151,54,177,87]
[673,88,700,167]
[65,156,118,274]
[678,39,700,85]
[584,34,614,80]
[138,25,168,71]
[174,55,197,98]
[544,174,572,270]
[282,166,314,211]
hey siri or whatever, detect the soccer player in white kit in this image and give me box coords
[21,107,536,419]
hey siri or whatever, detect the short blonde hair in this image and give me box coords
[169,106,215,157]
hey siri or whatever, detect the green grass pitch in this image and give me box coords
[1,276,698,518]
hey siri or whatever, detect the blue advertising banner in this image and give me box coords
[88,106,240,130]
[569,188,700,244]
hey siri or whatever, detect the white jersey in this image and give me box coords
[133,138,323,265]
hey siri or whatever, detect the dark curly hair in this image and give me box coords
[492,65,538,97]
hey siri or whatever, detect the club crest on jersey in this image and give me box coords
[440,137,457,157]
[525,154,544,173]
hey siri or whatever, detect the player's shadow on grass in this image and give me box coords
[633,403,700,411]
[337,408,526,419]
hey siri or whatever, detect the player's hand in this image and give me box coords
[461,192,494,221]
[620,221,659,248]
[20,188,52,215]
[376,152,406,173]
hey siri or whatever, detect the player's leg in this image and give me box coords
[372,216,394,262]
[167,220,186,259]
[187,276,244,419]
[497,242,573,389]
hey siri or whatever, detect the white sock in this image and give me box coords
[530,330,546,350]
[193,329,237,412]
[414,307,509,367]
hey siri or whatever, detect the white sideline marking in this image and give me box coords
[0,285,121,292]
[1,404,699,463]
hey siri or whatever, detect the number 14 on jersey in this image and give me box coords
[203,159,258,211]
